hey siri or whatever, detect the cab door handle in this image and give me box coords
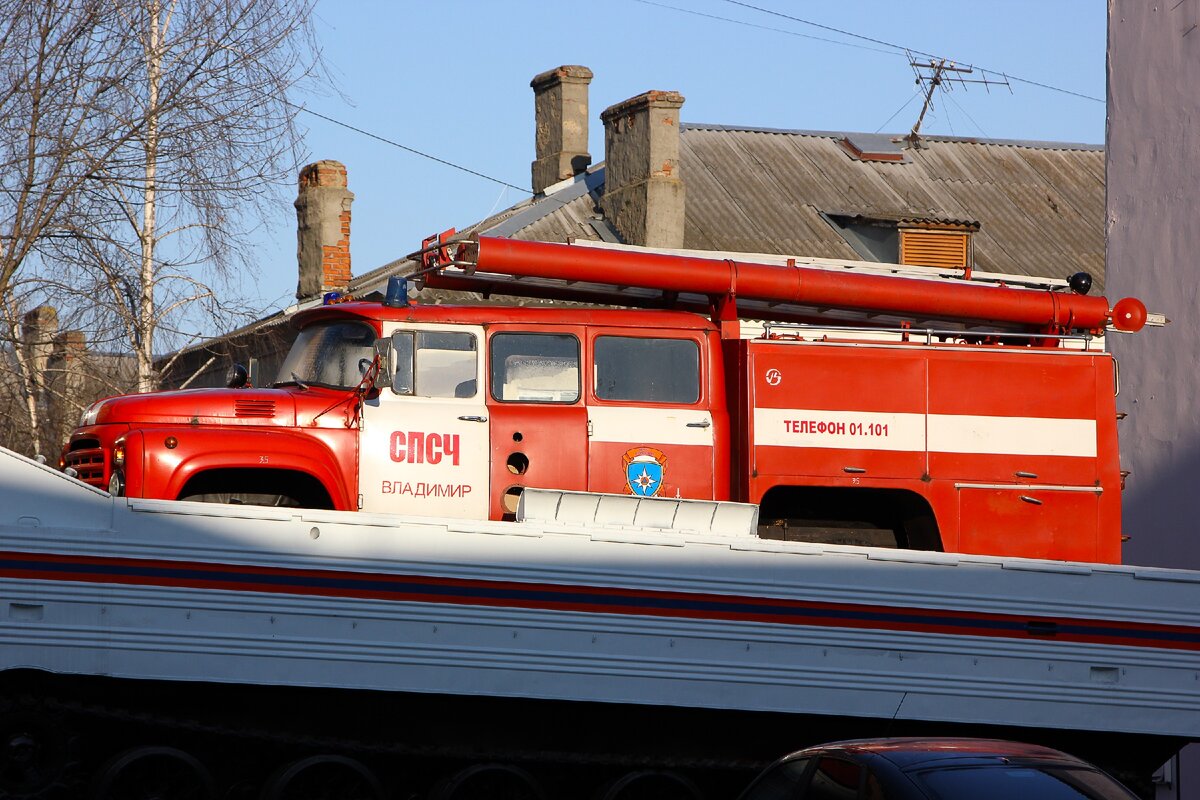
[686,419,711,428]
[457,415,488,423]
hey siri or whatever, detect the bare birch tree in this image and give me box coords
[0,1,149,455]
[0,0,323,454]
[0,275,135,458]
[0,0,140,303]
[0,297,48,458]
[84,0,322,391]
[0,259,144,457]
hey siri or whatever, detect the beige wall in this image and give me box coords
[1108,0,1200,571]
[1107,2,1200,796]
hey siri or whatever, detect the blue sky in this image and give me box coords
[242,1,1106,316]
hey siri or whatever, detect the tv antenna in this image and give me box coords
[904,55,1011,147]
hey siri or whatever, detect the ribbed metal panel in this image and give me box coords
[234,399,276,418]
[3,445,1200,741]
[900,229,969,269]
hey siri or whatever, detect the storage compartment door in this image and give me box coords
[957,484,1101,561]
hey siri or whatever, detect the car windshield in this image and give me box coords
[275,321,377,390]
[913,765,1136,800]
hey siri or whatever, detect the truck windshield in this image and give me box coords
[275,321,377,390]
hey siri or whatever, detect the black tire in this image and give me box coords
[90,745,214,800]
[176,469,333,510]
[0,695,78,800]
[431,764,544,800]
[260,755,384,800]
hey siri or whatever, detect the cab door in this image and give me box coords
[359,324,489,519]
[485,327,588,518]
[586,332,715,500]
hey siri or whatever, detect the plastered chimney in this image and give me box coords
[21,305,58,387]
[531,65,593,194]
[295,160,353,300]
[599,90,685,248]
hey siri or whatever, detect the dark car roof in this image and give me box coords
[798,738,1090,770]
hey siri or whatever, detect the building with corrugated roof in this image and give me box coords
[159,67,1105,389]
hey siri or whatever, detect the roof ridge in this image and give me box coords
[680,122,1102,151]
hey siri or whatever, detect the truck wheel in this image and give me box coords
[599,770,702,800]
[179,493,302,508]
[757,486,941,550]
[431,764,543,800]
[0,697,77,800]
[90,746,214,800]
[176,470,334,510]
[261,755,384,800]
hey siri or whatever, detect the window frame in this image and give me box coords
[388,328,480,399]
[488,331,583,405]
[277,320,378,391]
[591,334,703,406]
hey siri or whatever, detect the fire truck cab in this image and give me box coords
[350,305,727,522]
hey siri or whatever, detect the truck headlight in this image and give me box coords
[80,400,106,427]
[108,469,125,497]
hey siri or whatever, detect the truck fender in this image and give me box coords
[138,428,354,510]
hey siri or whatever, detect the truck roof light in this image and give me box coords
[226,363,249,389]
[322,291,343,305]
[384,276,409,308]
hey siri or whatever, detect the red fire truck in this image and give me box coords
[64,234,1149,563]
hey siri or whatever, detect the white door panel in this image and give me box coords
[589,406,714,446]
[359,324,489,518]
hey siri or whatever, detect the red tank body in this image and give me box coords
[64,236,1145,563]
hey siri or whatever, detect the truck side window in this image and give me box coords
[490,333,580,403]
[594,336,699,403]
[391,331,477,398]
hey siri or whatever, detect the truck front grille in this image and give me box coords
[64,439,107,488]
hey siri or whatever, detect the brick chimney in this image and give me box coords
[53,330,86,362]
[531,65,593,194]
[599,90,685,248]
[295,160,353,300]
[48,330,87,405]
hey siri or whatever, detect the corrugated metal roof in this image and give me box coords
[168,123,1106,384]
[682,123,1104,152]
[350,124,1103,296]
[674,125,1104,291]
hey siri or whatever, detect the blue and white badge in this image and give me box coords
[623,447,667,497]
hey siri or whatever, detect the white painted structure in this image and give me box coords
[2,444,1199,743]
